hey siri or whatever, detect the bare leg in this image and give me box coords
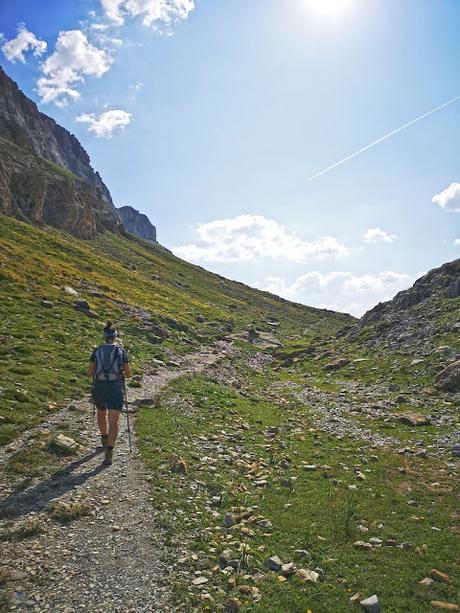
[97,408,107,436]
[107,410,120,447]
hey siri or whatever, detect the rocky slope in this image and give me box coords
[361,258,460,326]
[0,66,121,238]
[343,258,460,393]
[118,205,157,242]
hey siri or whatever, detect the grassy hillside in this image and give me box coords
[138,365,459,613]
[0,213,353,445]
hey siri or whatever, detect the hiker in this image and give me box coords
[88,321,131,465]
[247,326,259,344]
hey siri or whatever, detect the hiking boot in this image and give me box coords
[103,446,113,466]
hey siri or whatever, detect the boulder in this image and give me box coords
[435,360,460,392]
[324,358,350,372]
[398,413,431,427]
[74,299,91,311]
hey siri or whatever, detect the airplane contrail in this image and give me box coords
[306,93,460,183]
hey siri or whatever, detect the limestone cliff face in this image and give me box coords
[0,66,121,238]
[117,205,157,242]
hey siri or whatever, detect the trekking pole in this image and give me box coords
[91,373,96,426]
[122,375,132,453]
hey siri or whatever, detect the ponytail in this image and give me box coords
[103,321,117,339]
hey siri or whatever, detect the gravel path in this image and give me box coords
[0,342,233,612]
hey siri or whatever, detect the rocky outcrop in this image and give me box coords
[435,360,460,392]
[117,206,157,242]
[351,259,460,366]
[361,259,460,326]
[0,66,121,238]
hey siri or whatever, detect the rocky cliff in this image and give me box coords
[0,66,121,238]
[361,259,460,326]
[356,258,460,361]
[117,205,157,242]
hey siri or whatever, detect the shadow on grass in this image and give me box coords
[0,449,106,518]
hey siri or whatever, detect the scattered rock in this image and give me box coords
[353,541,372,551]
[266,556,283,572]
[419,577,434,586]
[172,458,187,475]
[192,576,208,586]
[64,286,79,296]
[257,518,273,530]
[295,569,319,583]
[360,594,380,612]
[430,602,459,611]
[398,413,431,427]
[74,299,91,311]
[225,597,241,613]
[49,433,82,454]
[41,300,54,308]
[294,549,312,560]
[280,562,296,577]
[133,398,154,407]
[324,358,350,371]
[430,569,449,583]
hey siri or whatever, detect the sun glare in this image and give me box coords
[306,0,353,19]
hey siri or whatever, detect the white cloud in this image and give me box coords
[76,109,132,138]
[363,227,396,244]
[432,182,460,212]
[1,25,47,63]
[101,0,195,28]
[259,270,413,317]
[37,30,113,106]
[91,23,110,31]
[173,215,349,263]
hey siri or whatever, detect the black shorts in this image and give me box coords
[92,380,124,411]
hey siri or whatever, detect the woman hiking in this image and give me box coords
[88,321,131,466]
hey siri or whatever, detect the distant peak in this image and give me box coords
[117,206,157,243]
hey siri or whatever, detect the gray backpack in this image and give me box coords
[94,345,123,381]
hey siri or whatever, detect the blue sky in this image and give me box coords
[1,0,459,315]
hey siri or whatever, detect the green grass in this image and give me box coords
[42,158,82,181]
[137,371,459,612]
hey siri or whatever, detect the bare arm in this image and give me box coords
[88,362,96,378]
[123,363,131,378]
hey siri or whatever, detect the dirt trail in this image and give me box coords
[0,341,234,612]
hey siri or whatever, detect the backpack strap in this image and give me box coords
[106,346,122,374]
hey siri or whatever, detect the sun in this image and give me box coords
[306,0,353,18]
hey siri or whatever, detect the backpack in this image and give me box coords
[94,345,124,381]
